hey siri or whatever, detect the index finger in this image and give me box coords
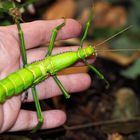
[6,19,82,49]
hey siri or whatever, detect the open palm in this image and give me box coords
[0,19,92,132]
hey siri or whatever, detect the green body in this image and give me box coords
[0,46,95,103]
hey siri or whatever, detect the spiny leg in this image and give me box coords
[10,3,29,100]
[16,20,30,100]
[16,20,27,67]
[31,20,71,132]
[16,16,44,133]
[46,20,70,98]
[31,85,44,133]
[17,19,44,132]
[10,2,27,66]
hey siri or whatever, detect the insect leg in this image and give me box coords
[83,59,109,88]
[53,75,70,99]
[31,85,44,133]
[46,20,65,57]
[16,18,27,67]
[80,11,93,49]
[14,6,45,131]
[16,20,29,100]
[46,20,70,98]
[79,8,109,88]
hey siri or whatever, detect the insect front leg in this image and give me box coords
[80,10,92,49]
[79,9,109,88]
[46,20,71,98]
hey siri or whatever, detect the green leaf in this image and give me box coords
[121,58,140,79]
[0,1,13,11]
[112,88,140,119]
[20,0,38,8]
[0,20,11,26]
[0,8,8,13]
[109,36,140,79]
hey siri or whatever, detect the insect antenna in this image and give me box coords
[96,48,140,52]
[93,25,140,54]
[88,25,139,89]
[95,25,133,48]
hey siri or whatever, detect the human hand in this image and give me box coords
[0,19,92,132]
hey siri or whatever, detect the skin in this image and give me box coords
[0,19,93,132]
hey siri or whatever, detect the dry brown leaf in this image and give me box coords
[77,1,126,28]
[105,7,127,28]
[58,66,88,75]
[98,48,140,66]
[108,133,125,140]
[86,2,127,28]
[94,2,111,27]
[42,0,76,20]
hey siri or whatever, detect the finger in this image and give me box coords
[25,73,91,102]
[0,96,21,132]
[8,110,66,132]
[7,19,81,49]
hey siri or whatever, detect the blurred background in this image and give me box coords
[1,0,140,140]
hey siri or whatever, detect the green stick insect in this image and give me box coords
[0,1,133,132]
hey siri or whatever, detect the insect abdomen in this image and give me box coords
[0,69,34,103]
[0,61,47,103]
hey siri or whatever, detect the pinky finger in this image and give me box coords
[8,109,66,132]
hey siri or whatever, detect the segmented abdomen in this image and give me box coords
[0,61,47,103]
